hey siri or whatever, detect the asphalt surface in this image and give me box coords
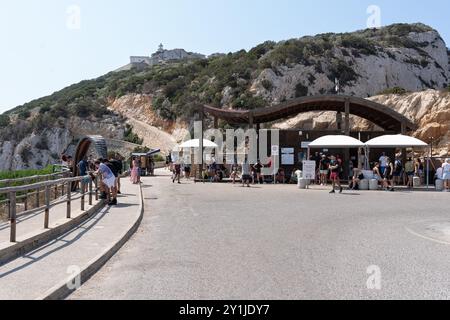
[70,170,450,300]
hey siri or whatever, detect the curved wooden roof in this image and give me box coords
[203,95,416,132]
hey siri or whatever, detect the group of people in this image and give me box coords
[75,156,123,206]
[307,153,345,193]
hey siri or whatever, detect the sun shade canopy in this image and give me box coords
[308,135,365,148]
[365,134,428,148]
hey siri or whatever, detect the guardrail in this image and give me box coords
[0,174,99,243]
[0,170,72,188]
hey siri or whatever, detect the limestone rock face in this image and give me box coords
[274,90,450,156]
[369,90,450,156]
[108,94,189,154]
[252,29,449,102]
[0,115,126,171]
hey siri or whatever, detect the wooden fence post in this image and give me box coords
[10,192,16,243]
[81,180,85,211]
[66,181,72,219]
[44,185,50,229]
[89,178,93,206]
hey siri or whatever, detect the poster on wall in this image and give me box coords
[281,154,295,165]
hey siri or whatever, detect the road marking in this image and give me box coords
[405,226,450,246]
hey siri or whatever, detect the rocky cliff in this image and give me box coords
[274,89,450,156]
[1,23,449,170]
[0,115,126,171]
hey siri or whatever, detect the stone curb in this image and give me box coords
[37,184,144,300]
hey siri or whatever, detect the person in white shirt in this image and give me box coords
[379,152,388,176]
[442,158,450,192]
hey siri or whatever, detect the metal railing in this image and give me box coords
[0,174,99,243]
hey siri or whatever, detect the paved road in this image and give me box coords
[70,170,450,300]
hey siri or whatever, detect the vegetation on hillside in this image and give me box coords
[0,23,442,141]
[378,87,409,95]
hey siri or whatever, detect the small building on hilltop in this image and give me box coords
[120,44,206,71]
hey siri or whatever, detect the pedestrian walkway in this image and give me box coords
[0,191,94,249]
[0,178,142,300]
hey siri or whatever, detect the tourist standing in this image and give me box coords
[131,157,140,184]
[442,158,450,192]
[393,157,403,186]
[383,158,395,191]
[241,160,251,187]
[184,163,191,180]
[173,163,181,184]
[110,156,123,194]
[415,158,424,184]
[77,157,89,192]
[405,157,415,189]
[253,160,263,184]
[329,156,343,194]
[379,152,388,176]
[319,155,329,186]
[95,159,117,205]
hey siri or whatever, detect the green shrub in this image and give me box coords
[18,110,31,120]
[0,114,10,127]
[378,87,408,95]
[339,35,377,55]
[261,79,273,91]
[328,60,358,85]
[124,125,144,145]
[295,83,308,97]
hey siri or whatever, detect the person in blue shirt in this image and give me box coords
[77,157,89,193]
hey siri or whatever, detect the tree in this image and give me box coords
[0,114,10,127]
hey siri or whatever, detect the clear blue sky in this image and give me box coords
[1,0,449,113]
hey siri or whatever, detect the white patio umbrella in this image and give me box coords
[307,135,365,172]
[178,139,218,148]
[365,134,430,188]
[365,134,428,148]
[308,135,365,148]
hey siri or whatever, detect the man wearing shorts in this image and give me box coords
[404,158,415,189]
[95,159,118,205]
[329,155,343,194]
[319,155,329,186]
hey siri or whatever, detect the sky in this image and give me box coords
[0,0,449,113]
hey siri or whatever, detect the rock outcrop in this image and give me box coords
[274,89,450,156]
[251,29,449,103]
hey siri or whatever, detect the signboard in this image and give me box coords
[282,154,295,165]
[271,145,279,156]
[301,142,312,149]
[302,160,316,180]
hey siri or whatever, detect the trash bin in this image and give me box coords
[435,179,444,191]
[413,176,421,188]
[298,179,308,189]
[359,179,369,190]
[369,179,379,190]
